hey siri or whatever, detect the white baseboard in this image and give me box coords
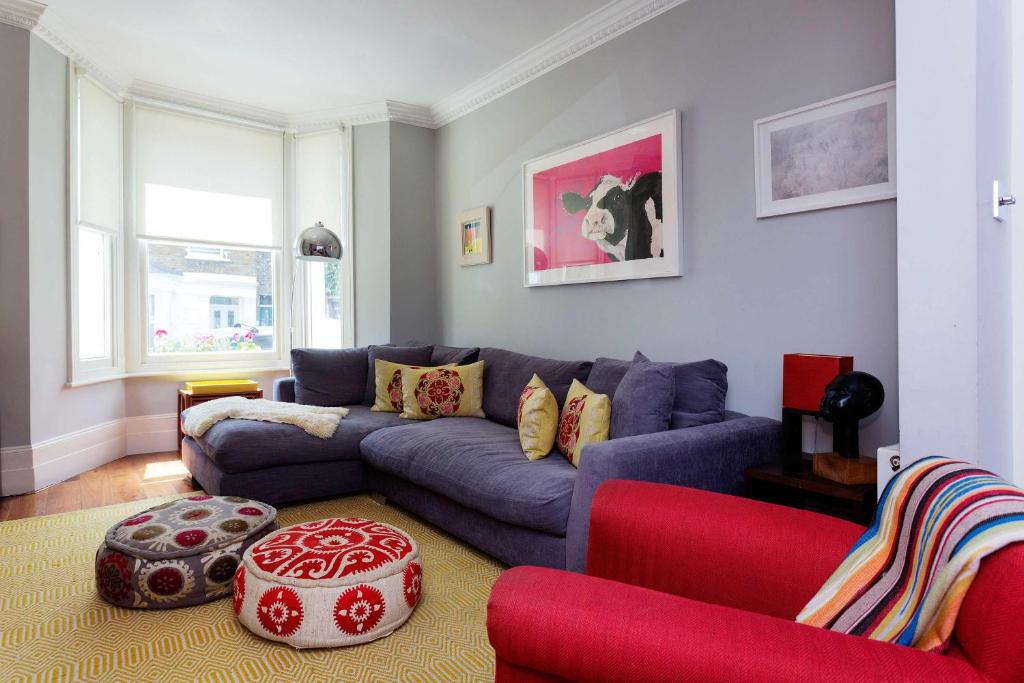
[125,413,178,456]
[0,413,179,497]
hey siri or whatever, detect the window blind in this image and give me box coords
[134,106,284,247]
[295,129,343,235]
[78,76,121,230]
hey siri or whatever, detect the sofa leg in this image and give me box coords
[368,492,388,506]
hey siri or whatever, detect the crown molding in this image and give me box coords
[0,0,45,31]
[33,12,128,96]
[430,0,689,127]
[385,101,437,129]
[289,101,390,133]
[287,100,434,133]
[129,80,290,129]
[27,0,689,130]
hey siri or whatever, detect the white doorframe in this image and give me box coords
[1011,0,1024,485]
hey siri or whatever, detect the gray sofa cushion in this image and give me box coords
[364,345,434,405]
[292,347,368,406]
[479,347,593,428]
[671,359,728,428]
[586,357,632,397]
[586,354,728,429]
[191,405,409,474]
[430,345,480,366]
[611,352,676,439]
[361,417,578,535]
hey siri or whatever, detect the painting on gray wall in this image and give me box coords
[523,110,682,287]
[754,82,896,218]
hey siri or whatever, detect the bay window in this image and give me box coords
[68,63,352,383]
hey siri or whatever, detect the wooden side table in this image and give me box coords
[177,387,263,455]
[745,459,877,525]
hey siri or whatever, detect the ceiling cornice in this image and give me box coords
[27,0,688,130]
[129,81,290,129]
[34,11,127,95]
[289,100,433,133]
[429,0,689,127]
[0,0,45,30]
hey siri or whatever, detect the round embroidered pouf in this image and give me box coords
[234,517,423,648]
[95,494,277,609]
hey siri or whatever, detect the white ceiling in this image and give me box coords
[39,0,608,115]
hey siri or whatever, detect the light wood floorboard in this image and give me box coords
[0,452,199,522]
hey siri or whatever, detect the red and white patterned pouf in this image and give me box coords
[234,517,423,648]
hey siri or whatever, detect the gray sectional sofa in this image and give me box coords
[181,344,781,572]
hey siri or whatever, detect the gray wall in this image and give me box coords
[433,0,898,454]
[389,122,438,344]
[352,122,391,346]
[0,25,32,448]
[28,35,126,441]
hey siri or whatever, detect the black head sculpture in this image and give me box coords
[819,371,884,459]
[819,371,885,422]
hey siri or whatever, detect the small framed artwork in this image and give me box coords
[754,81,896,218]
[458,206,491,266]
[523,110,682,287]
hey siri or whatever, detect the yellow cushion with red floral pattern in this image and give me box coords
[556,379,611,467]
[516,374,558,460]
[399,361,486,420]
[371,360,455,413]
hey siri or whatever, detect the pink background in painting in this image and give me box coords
[531,134,662,271]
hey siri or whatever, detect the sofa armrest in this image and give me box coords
[488,567,986,683]
[587,481,864,618]
[273,377,296,403]
[564,416,781,571]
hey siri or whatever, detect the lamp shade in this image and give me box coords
[294,221,342,262]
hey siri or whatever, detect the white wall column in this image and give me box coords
[895,0,1015,479]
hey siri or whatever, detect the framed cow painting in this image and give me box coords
[523,110,681,287]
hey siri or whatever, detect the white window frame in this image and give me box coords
[125,100,289,373]
[292,126,356,350]
[67,64,124,384]
[67,84,356,382]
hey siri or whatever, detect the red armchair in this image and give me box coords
[487,480,1024,682]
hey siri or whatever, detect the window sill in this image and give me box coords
[66,363,291,388]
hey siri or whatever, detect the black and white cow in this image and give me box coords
[561,171,663,262]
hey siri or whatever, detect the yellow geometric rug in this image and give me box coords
[0,494,504,682]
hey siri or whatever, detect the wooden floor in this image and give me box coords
[0,452,199,522]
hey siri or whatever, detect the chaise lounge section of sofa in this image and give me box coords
[181,344,781,571]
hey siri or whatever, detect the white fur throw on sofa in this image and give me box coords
[183,397,349,439]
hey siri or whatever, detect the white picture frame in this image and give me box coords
[458,206,491,266]
[522,110,682,287]
[754,81,896,218]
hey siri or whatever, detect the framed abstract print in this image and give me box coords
[754,82,896,218]
[458,206,491,266]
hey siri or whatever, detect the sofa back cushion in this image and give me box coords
[291,347,368,406]
[480,347,592,428]
[670,359,728,428]
[364,345,434,405]
[430,344,480,366]
[610,352,676,439]
[586,357,632,397]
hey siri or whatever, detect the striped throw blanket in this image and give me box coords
[796,456,1024,651]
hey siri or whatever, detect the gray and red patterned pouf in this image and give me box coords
[234,517,423,648]
[95,494,277,609]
